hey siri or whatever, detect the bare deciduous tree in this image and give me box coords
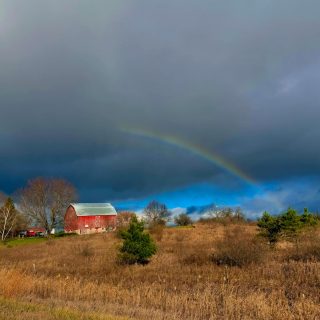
[144,200,170,226]
[0,193,17,241]
[20,178,77,234]
[205,206,246,223]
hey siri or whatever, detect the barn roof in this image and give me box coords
[71,203,117,216]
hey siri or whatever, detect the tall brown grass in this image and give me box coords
[285,228,320,262]
[0,223,319,319]
[212,225,268,267]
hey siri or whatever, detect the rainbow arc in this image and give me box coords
[121,127,256,185]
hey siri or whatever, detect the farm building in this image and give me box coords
[64,203,117,235]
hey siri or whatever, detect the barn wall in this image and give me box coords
[78,215,116,234]
[64,206,79,233]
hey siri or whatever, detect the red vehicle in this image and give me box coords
[26,230,36,237]
[26,227,46,237]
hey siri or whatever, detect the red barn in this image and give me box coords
[64,203,117,235]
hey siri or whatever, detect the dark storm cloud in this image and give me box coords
[1,0,320,200]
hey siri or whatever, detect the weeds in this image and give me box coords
[149,223,165,242]
[285,231,320,262]
[212,226,267,267]
[74,243,94,257]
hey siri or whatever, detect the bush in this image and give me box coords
[174,214,193,226]
[74,243,94,257]
[118,216,157,265]
[212,226,267,267]
[181,247,210,266]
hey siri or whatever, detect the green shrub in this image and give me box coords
[118,216,157,264]
[116,226,128,239]
[279,208,303,240]
[300,208,318,226]
[257,212,282,245]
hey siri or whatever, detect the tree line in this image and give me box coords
[0,177,77,240]
[257,208,318,245]
[2,176,319,250]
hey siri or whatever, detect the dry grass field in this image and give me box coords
[0,223,320,319]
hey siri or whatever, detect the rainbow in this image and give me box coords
[121,127,256,185]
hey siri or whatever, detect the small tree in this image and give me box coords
[174,213,193,226]
[257,211,282,245]
[300,208,318,226]
[119,216,156,264]
[144,200,170,226]
[279,208,303,240]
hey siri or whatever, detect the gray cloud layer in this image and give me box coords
[1,1,320,200]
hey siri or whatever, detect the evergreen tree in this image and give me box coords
[279,208,303,239]
[119,216,157,264]
[257,211,282,245]
[300,208,318,226]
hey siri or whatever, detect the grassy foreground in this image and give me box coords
[2,237,47,247]
[0,223,320,319]
[0,297,128,320]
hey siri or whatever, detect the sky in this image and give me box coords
[1,1,320,218]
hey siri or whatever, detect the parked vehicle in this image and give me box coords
[26,230,36,237]
[19,230,27,238]
[23,227,46,237]
[18,228,47,238]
